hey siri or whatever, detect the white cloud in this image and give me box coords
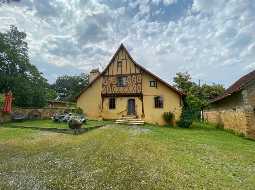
[151,0,177,6]
[0,0,254,86]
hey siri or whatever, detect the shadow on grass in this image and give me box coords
[1,124,105,135]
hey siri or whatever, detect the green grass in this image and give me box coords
[3,119,112,129]
[0,120,255,189]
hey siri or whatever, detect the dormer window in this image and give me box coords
[150,80,157,88]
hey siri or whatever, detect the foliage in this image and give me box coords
[173,72,194,94]
[177,107,193,128]
[174,72,225,124]
[52,73,89,102]
[0,93,4,108]
[200,83,226,101]
[174,72,225,108]
[45,87,58,101]
[163,112,174,126]
[0,25,52,107]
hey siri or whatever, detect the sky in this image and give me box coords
[0,0,254,87]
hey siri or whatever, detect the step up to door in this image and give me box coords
[115,116,144,125]
[121,116,137,120]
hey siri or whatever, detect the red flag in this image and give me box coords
[3,91,13,113]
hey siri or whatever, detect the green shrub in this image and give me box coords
[163,112,175,126]
[177,107,193,128]
[163,112,175,125]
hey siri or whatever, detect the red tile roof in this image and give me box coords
[211,69,255,103]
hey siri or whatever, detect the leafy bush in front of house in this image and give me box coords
[163,112,175,126]
[177,107,193,128]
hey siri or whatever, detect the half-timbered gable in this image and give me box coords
[101,47,142,96]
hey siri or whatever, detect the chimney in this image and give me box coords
[89,69,100,83]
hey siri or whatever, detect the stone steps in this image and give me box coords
[115,116,144,125]
[120,116,137,119]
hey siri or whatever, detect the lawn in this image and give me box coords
[0,120,255,189]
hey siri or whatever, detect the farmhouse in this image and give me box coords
[77,44,184,125]
[204,70,255,139]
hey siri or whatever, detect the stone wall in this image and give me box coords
[204,108,248,135]
[244,106,255,139]
[0,111,12,123]
[0,107,72,124]
[204,85,255,139]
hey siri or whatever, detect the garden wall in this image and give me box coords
[0,107,72,123]
[0,111,11,123]
[203,108,248,135]
[204,106,255,139]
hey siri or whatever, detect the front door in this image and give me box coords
[127,99,135,115]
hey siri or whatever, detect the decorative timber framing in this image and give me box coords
[76,43,184,100]
[102,74,142,95]
[101,46,143,96]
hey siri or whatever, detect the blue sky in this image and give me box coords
[0,0,254,87]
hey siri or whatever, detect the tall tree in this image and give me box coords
[174,72,224,105]
[173,72,194,94]
[52,73,89,102]
[173,72,225,122]
[0,25,51,107]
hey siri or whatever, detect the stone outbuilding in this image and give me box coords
[204,70,255,139]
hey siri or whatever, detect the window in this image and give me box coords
[150,80,157,87]
[154,96,163,108]
[117,61,122,69]
[117,76,127,87]
[109,98,116,109]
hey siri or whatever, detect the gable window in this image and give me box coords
[117,76,127,87]
[150,80,157,88]
[109,98,116,109]
[154,96,163,108]
[117,61,122,69]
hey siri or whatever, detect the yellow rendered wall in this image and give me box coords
[76,78,102,119]
[101,97,143,119]
[77,71,182,125]
[142,73,182,125]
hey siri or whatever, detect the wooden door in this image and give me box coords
[127,99,135,115]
